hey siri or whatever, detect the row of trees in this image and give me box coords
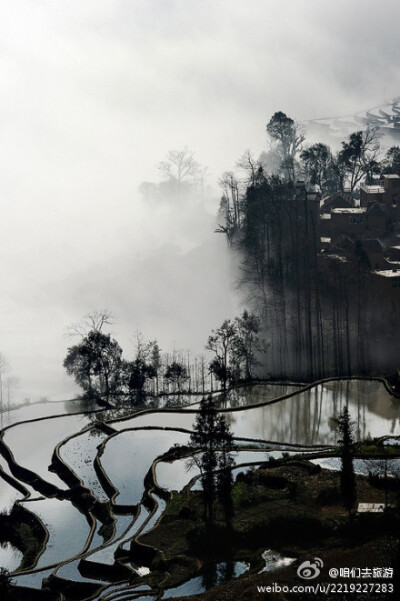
[218,111,399,242]
[63,310,260,402]
[265,111,397,192]
[63,328,185,403]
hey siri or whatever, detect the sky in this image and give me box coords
[0,0,400,401]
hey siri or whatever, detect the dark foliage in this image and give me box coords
[335,405,357,516]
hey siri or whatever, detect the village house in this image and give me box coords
[312,173,400,280]
[360,174,400,220]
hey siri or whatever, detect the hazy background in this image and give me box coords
[1,0,400,401]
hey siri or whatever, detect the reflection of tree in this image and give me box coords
[88,425,106,439]
[64,398,100,415]
[221,381,400,446]
[335,406,356,516]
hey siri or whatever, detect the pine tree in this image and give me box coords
[189,396,220,525]
[217,416,235,529]
[188,396,235,528]
[335,405,357,517]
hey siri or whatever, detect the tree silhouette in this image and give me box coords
[216,416,235,529]
[335,405,357,517]
[164,361,188,393]
[206,320,236,391]
[188,396,235,528]
[266,111,304,181]
[64,331,123,402]
[158,147,200,183]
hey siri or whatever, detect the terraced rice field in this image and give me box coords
[1,377,400,600]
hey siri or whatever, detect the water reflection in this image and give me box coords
[12,568,54,589]
[4,378,400,598]
[216,383,301,409]
[162,561,250,599]
[59,427,109,502]
[162,561,249,598]
[0,398,100,430]
[100,430,189,505]
[312,457,400,476]
[224,380,400,445]
[111,380,400,445]
[20,498,91,569]
[3,413,94,488]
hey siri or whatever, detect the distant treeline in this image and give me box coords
[63,310,260,403]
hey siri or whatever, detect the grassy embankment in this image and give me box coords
[140,455,400,600]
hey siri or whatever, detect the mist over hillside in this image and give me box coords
[1,0,400,401]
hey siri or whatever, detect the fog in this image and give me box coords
[1,0,400,400]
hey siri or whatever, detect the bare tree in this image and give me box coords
[66,309,115,338]
[0,353,10,411]
[236,149,262,186]
[5,376,20,410]
[158,147,200,183]
[216,171,243,243]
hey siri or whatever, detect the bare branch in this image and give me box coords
[65,309,115,339]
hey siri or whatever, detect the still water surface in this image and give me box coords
[111,380,400,445]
